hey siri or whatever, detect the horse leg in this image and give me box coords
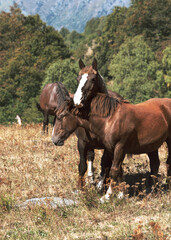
[42,112,46,133]
[46,114,49,134]
[97,150,112,191]
[53,116,56,126]
[101,143,125,202]
[87,150,95,184]
[166,138,171,187]
[77,139,88,189]
[43,111,49,134]
[148,150,160,187]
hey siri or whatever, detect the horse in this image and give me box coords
[74,63,124,188]
[37,82,71,133]
[73,58,171,182]
[52,94,171,202]
[72,89,124,189]
[37,81,123,189]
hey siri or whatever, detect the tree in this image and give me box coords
[125,0,171,49]
[93,7,128,79]
[108,36,164,103]
[60,27,70,38]
[42,59,79,94]
[102,6,128,44]
[0,5,71,123]
[157,46,171,97]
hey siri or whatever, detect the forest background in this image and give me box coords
[0,0,171,123]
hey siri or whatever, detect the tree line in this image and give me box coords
[0,0,171,123]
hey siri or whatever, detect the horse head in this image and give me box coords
[52,97,79,146]
[73,58,108,108]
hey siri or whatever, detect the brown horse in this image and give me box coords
[52,94,171,201]
[37,81,123,189]
[74,62,124,187]
[73,58,108,108]
[37,82,70,133]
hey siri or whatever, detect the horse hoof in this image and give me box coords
[96,180,104,191]
[71,189,81,195]
[100,195,110,204]
[85,176,95,185]
[117,191,124,199]
[100,196,105,204]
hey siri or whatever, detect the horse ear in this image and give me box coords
[68,97,74,107]
[67,98,75,112]
[79,59,85,69]
[92,58,97,71]
[56,98,74,120]
[56,108,68,120]
[56,111,62,120]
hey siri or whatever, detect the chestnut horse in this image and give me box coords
[37,81,123,189]
[52,94,171,201]
[37,82,70,133]
[74,64,124,188]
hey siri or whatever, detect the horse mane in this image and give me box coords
[57,93,128,119]
[56,100,67,116]
[97,73,108,94]
[55,82,70,108]
[90,93,127,118]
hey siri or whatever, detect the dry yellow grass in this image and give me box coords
[0,124,171,240]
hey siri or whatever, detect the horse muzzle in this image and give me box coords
[52,137,64,146]
[75,103,84,108]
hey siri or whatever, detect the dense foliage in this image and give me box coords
[109,36,165,103]
[43,59,79,93]
[0,0,171,123]
[0,5,71,123]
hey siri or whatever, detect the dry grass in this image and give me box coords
[0,124,171,240]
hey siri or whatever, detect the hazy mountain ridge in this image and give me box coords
[0,0,130,32]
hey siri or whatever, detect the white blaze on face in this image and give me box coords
[74,73,88,105]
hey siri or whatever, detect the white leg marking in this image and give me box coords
[117,191,124,199]
[96,175,105,190]
[74,74,88,105]
[87,161,93,177]
[100,184,113,203]
[86,160,94,184]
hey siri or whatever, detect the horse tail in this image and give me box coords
[36,103,43,113]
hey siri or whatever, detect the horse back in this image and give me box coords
[134,98,171,119]
[120,98,171,153]
[39,82,69,114]
[108,90,124,101]
[40,83,56,110]
[122,98,171,126]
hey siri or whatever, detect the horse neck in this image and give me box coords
[76,115,92,132]
[76,112,103,137]
[56,82,70,107]
[97,73,108,94]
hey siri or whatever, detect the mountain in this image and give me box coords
[0,0,130,32]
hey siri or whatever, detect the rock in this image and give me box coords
[17,197,79,209]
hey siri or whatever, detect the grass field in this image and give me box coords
[0,124,171,239]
